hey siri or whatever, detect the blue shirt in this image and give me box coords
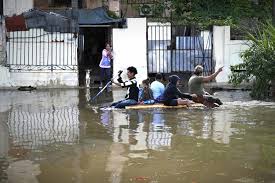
[150,80,165,99]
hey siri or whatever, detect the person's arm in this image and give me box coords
[202,66,223,82]
[112,78,137,88]
[112,81,121,87]
[108,51,113,60]
[102,49,108,57]
[176,88,193,100]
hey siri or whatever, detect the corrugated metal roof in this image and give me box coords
[54,7,123,26]
[5,9,78,33]
[5,7,124,32]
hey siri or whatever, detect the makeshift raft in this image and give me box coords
[125,103,205,110]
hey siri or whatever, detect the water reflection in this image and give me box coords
[110,110,173,154]
[8,105,80,149]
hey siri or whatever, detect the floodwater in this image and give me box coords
[0,88,275,183]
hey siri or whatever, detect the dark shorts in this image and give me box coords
[163,99,178,106]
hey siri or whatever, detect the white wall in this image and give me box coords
[4,0,33,16]
[112,18,147,85]
[213,26,250,83]
[10,71,78,87]
[0,66,78,87]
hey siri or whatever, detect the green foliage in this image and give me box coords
[229,23,275,99]
[107,10,119,19]
[152,0,272,27]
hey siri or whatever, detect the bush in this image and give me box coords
[230,23,275,99]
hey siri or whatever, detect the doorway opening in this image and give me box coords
[78,27,111,86]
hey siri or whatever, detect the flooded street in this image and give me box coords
[0,89,275,183]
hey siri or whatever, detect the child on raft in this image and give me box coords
[138,79,155,104]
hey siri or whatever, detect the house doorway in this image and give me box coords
[78,27,111,86]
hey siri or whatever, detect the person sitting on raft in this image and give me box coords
[139,79,155,104]
[150,73,165,103]
[163,75,195,106]
[111,66,139,108]
[188,65,223,107]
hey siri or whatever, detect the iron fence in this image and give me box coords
[147,24,214,75]
[6,26,78,71]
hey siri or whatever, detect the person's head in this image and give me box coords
[127,66,138,79]
[141,79,150,88]
[168,75,180,86]
[194,65,203,76]
[155,73,162,81]
[105,43,111,51]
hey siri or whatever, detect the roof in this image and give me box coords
[5,7,125,32]
[78,7,122,25]
[5,9,78,33]
[54,7,124,27]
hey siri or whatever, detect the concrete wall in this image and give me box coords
[213,26,250,83]
[108,0,120,16]
[84,0,103,9]
[3,0,33,16]
[0,67,78,87]
[112,18,147,85]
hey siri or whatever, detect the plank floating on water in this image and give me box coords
[125,103,205,110]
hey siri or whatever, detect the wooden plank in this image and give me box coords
[125,103,205,109]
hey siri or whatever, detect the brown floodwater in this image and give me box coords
[0,88,275,183]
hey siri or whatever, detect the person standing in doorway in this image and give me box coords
[99,43,113,88]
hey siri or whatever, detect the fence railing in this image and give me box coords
[147,24,214,75]
[6,26,78,71]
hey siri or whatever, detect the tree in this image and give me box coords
[153,0,272,27]
[229,23,275,99]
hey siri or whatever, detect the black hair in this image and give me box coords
[127,66,138,75]
[155,73,162,80]
[168,75,180,85]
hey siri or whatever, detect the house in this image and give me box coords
[0,0,149,87]
[0,0,249,88]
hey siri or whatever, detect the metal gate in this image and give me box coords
[6,26,78,71]
[147,23,214,75]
